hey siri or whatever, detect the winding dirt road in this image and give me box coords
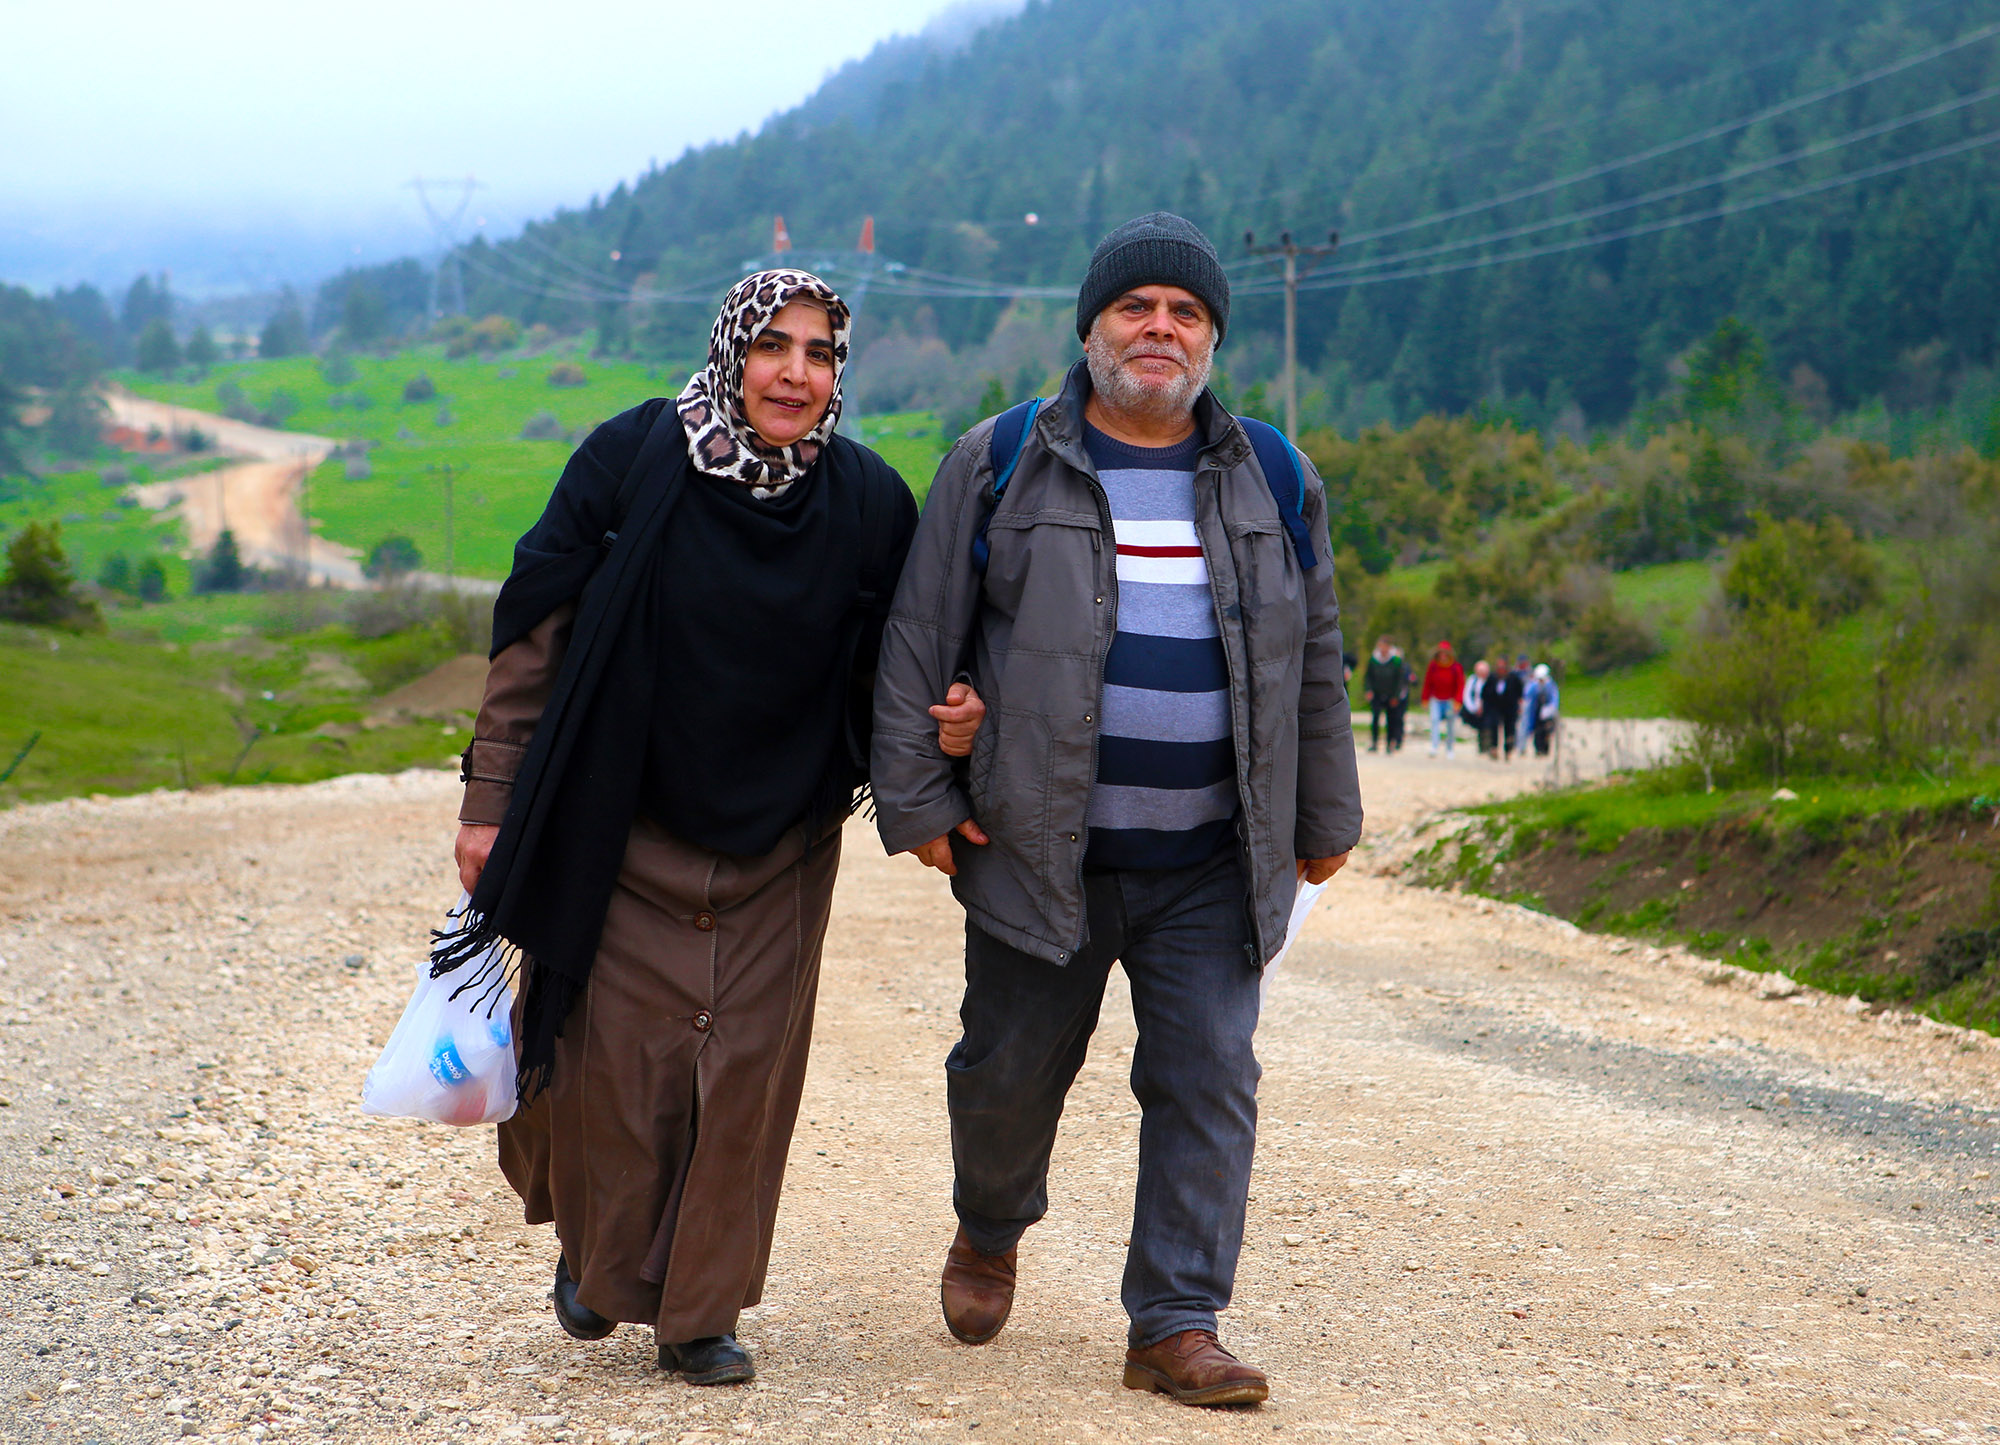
[3,743,1997,1445]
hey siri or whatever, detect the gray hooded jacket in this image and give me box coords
[870,362,1363,967]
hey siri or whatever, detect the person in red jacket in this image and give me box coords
[1420,640,1466,757]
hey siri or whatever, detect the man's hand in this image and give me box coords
[455,823,499,894]
[910,818,991,876]
[931,681,986,758]
[1296,852,1351,885]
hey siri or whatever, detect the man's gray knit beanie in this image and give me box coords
[1075,211,1230,343]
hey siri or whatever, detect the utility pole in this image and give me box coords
[1243,228,1340,438]
[429,461,459,592]
[411,177,482,318]
[296,454,312,587]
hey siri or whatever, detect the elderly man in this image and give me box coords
[870,212,1363,1406]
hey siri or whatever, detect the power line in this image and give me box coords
[1337,18,2000,248]
[1317,81,2000,280]
[1243,123,2000,297]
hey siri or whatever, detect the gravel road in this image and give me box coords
[5,750,1999,1445]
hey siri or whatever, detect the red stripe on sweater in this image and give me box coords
[1117,544,1203,557]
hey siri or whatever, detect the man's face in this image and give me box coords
[1084,285,1215,420]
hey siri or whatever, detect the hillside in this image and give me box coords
[461,0,2000,432]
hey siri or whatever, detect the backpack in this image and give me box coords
[969,398,1319,574]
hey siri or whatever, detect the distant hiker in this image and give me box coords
[1522,662,1560,756]
[1363,636,1408,754]
[1462,659,1488,752]
[1386,642,1411,751]
[440,270,980,1386]
[1480,655,1518,759]
[870,212,1362,1407]
[1421,640,1465,757]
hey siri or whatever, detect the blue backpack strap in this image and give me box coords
[1237,415,1318,572]
[971,397,1042,574]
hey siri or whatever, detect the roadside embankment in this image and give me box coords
[1393,771,2000,1032]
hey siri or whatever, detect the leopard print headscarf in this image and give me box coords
[676,269,851,500]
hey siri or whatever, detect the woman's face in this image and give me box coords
[740,298,837,448]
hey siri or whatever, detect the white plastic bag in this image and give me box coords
[1260,877,1330,1010]
[362,895,517,1125]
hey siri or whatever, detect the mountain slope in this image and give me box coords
[464,0,2000,427]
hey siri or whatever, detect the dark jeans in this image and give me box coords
[945,847,1262,1348]
[1386,701,1407,751]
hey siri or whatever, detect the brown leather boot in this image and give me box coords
[1122,1330,1269,1406]
[939,1227,1016,1344]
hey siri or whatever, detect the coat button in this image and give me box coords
[1094,596,1104,604]
[694,911,716,931]
[1083,714,1092,723]
[1068,833,1078,842]
[693,1010,713,1032]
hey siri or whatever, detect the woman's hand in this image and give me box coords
[455,824,499,895]
[909,818,991,876]
[931,681,987,758]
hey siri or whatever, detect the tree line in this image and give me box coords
[447,0,2000,436]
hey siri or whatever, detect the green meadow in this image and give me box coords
[120,352,952,580]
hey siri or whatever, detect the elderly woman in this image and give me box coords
[440,270,978,1384]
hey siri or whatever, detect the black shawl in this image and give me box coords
[433,399,914,1097]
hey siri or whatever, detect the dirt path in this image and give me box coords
[4,749,1998,1445]
[109,391,494,595]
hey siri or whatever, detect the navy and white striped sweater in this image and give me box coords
[1082,423,1239,872]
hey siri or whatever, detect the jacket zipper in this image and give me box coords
[1197,459,1264,965]
[1070,476,1116,962]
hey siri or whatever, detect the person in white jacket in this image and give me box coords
[1461,660,1488,753]
[1520,663,1560,756]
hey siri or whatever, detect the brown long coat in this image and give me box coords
[463,605,837,1340]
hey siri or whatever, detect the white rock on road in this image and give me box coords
[2,750,1998,1444]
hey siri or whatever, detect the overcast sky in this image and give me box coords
[0,0,989,293]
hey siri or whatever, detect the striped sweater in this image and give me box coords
[1082,423,1239,871]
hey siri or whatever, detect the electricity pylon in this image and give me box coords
[410,176,482,317]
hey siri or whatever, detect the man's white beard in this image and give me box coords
[1084,322,1214,423]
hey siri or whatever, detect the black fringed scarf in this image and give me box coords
[430,399,913,1101]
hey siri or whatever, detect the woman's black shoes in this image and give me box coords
[552,1256,615,1341]
[659,1334,755,1385]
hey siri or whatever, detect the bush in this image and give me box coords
[195,530,246,594]
[343,454,372,481]
[402,373,436,403]
[97,552,134,595]
[520,410,566,440]
[319,350,358,386]
[214,380,258,423]
[1,521,101,628]
[364,534,423,582]
[546,362,588,387]
[1720,513,1881,624]
[438,314,519,358]
[136,555,167,602]
[1571,592,1660,673]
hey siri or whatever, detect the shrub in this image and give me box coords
[215,380,259,423]
[1571,592,1660,673]
[364,534,423,582]
[97,552,134,595]
[319,350,358,386]
[195,530,246,594]
[520,410,566,441]
[136,556,167,602]
[1,521,102,628]
[343,455,372,481]
[402,373,436,403]
[546,362,588,388]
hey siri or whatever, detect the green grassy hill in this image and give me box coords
[121,353,951,579]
